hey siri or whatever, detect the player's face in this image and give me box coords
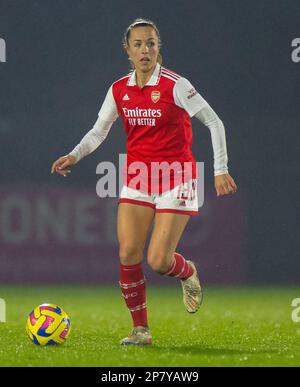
[126,26,159,73]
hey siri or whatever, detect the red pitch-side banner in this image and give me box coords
[0,184,246,284]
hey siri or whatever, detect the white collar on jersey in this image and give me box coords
[127,63,161,86]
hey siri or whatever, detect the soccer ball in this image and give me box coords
[26,303,71,346]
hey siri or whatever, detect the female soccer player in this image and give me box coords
[51,18,237,346]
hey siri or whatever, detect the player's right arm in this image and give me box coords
[51,85,119,177]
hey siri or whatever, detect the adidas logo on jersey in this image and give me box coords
[122,94,130,101]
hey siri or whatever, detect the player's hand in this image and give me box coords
[51,155,76,177]
[214,173,237,196]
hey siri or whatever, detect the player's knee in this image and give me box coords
[147,252,170,274]
[119,246,143,266]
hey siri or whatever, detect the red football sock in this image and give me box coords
[163,252,194,280]
[119,263,148,328]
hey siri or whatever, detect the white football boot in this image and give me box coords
[181,260,203,313]
[120,326,152,346]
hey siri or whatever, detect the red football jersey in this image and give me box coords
[99,64,208,193]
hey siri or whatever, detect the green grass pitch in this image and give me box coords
[0,285,299,367]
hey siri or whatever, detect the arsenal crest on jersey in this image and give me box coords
[151,90,160,103]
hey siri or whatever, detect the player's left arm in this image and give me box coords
[173,77,237,196]
[194,106,237,196]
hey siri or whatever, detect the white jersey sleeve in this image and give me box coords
[195,106,229,176]
[97,85,119,121]
[174,76,229,176]
[69,86,119,162]
[173,77,209,117]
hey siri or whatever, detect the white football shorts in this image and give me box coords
[119,179,199,216]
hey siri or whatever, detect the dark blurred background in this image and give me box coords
[0,0,299,284]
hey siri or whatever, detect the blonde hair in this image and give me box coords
[123,18,162,67]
